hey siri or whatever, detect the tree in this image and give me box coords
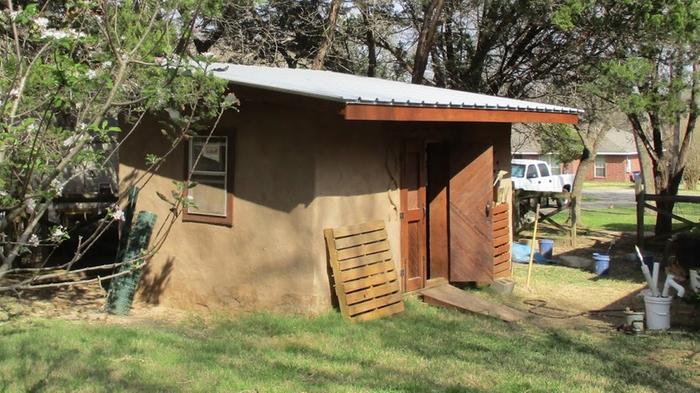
[312,0,343,69]
[592,0,699,235]
[0,0,231,290]
[682,128,700,190]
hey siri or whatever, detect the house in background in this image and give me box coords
[119,64,580,315]
[512,127,640,182]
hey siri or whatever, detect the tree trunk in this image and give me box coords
[411,0,446,83]
[312,0,342,70]
[570,146,595,229]
[633,129,655,193]
[357,0,376,77]
[653,163,684,236]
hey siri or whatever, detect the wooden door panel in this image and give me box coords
[427,143,449,280]
[401,141,426,292]
[449,142,494,283]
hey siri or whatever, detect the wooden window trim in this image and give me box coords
[182,133,235,227]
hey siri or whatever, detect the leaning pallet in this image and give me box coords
[492,203,511,278]
[324,220,405,322]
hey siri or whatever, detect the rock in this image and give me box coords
[558,255,593,269]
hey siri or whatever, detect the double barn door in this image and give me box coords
[400,139,494,291]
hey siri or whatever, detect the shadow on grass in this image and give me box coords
[1,301,699,392]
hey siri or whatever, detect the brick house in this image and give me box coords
[512,127,640,182]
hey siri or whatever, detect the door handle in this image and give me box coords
[485,202,491,217]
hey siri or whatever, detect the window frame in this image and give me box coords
[594,155,606,178]
[182,134,235,227]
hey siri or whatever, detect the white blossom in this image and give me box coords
[25,198,36,213]
[27,123,37,132]
[86,69,97,80]
[50,178,64,194]
[28,234,40,247]
[111,208,126,221]
[41,28,86,40]
[154,57,167,66]
[41,29,68,40]
[9,88,19,98]
[50,226,68,243]
[102,61,113,69]
[0,190,7,197]
[9,11,19,21]
[34,17,49,29]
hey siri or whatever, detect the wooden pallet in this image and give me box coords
[492,203,511,278]
[324,220,405,322]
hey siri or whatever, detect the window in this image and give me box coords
[595,156,606,178]
[537,163,550,177]
[526,165,538,179]
[183,135,233,226]
[511,164,526,178]
[540,155,561,175]
[625,157,632,173]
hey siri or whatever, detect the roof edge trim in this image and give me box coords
[344,104,579,124]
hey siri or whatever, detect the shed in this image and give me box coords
[119,64,580,313]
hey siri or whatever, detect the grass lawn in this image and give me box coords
[549,204,700,233]
[582,181,700,196]
[1,298,699,393]
[583,182,634,189]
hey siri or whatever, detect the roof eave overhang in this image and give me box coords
[343,103,579,124]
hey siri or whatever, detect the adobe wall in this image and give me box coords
[119,103,402,314]
[119,101,511,314]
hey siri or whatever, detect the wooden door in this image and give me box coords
[400,140,427,292]
[449,141,494,283]
[427,142,449,280]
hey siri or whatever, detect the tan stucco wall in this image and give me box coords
[119,100,512,314]
[120,103,403,314]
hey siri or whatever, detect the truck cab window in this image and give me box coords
[526,165,538,179]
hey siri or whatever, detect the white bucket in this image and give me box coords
[643,295,672,331]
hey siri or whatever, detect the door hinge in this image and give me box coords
[400,269,405,277]
[399,212,405,220]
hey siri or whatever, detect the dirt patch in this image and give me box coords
[498,230,700,332]
[0,281,192,327]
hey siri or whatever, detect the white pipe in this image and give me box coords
[689,270,700,293]
[661,274,685,298]
[641,264,658,296]
[651,262,660,297]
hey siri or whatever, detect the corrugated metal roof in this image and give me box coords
[209,63,583,115]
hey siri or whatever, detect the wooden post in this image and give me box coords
[570,196,577,247]
[635,177,645,249]
[526,204,540,291]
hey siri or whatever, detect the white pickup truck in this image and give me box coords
[511,159,574,193]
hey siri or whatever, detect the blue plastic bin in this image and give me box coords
[593,253,610,276]
[539,239,554,260]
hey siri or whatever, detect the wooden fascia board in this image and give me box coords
[343,104,579,124]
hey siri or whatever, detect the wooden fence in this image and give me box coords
[635,179,700,248]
